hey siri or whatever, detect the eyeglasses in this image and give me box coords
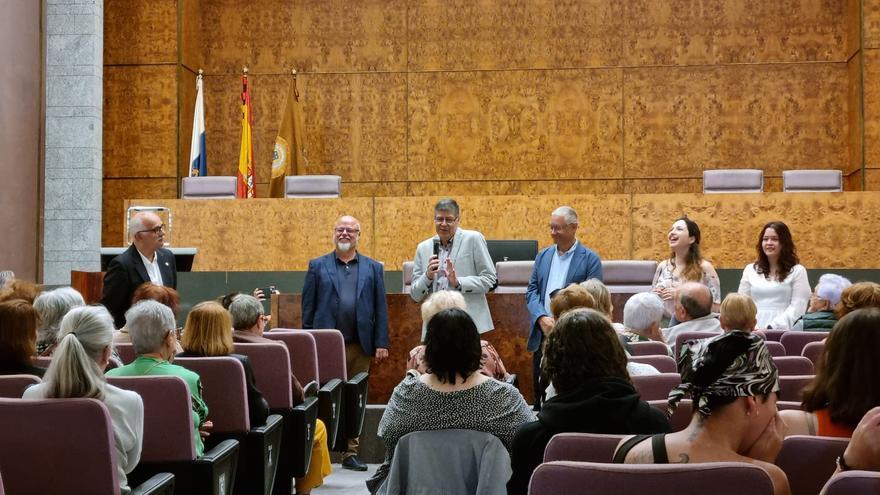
[434,216,458,225]
[549,224,570,233]
[137,224,165,235]
[335,227,360,234]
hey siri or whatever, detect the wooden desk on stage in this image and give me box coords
[272,293,533,404]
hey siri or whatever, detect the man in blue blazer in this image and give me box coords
[302,214,389,470]
[525,206,603,409]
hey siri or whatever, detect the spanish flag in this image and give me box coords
[269,71,307,197]
[237,70,255,198]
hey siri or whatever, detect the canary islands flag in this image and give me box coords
[188,72,207,177]
[237,72,255,198]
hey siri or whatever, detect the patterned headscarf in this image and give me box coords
[668,331,779,417]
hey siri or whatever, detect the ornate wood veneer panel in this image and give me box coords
[408,69,624,181]
[407,0,623,71]
[864,49,880,168]
[631,192,880,269]
[104,0,177,65]
[622,0,847,66]
[104,66,178,179]
[103,179,178,246]
[624,63,848,179]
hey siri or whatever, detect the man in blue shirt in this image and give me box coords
[302,215,389,470]
[525,206,603,410]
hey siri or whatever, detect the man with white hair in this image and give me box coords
[101,211,177,328]
[525,205,603,409]
[793,273,852,331]
[622,292,666,345]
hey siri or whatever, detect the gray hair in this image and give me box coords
[815,274,852,307]
[434,198,460,217]
[125,299,176,355]
[33,287,85,345]
[623,292,665,333]
[551,206,578,225]
[0,270,14,288]
[229,294,263,330]
[128,215,146,240]
[43,306,114,400]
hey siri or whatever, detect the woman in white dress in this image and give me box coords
[738,221,810,329]
[652,217,721,320]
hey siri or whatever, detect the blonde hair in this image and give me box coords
[580,279,613,318]
[550,284,596,319]
[421,291,466,324]
[181,301,234,356]
[720,293,757,332]
[43,306,113,400]
[836,282,880,319]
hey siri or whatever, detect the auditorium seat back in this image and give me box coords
[628,341,670,356]
[115,342,136,364]
[543,432,626,463]
[703,169,764,193]
[494,260,533,293]
[783,170,843,192]
[302,329,347,383]
[601,260,657,292]
[174,357,250,432]
[629,355,677,373]
[233,343,292,409]
[284,175,341,198]
[772,356,814,376]
[781,332,828,357]
[0,374,40,398]
[821,471,880,495]
[181,176,238,199]
[649,399,693,432]
[801,341,825,366]
[776,435,849,495]
[778,375,815,402]
[264,330,320,385]
[529,461,774,495]
[631,373,682,401]
[765,341,786,357]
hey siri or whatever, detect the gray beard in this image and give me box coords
[336,242,352,252]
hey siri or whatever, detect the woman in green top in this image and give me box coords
[106,299,211,456]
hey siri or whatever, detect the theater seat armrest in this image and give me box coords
[303,380,319,398]
[131,472,175,495]
[349,371,368,383]
[250,413,284,435]
[196,439,240,464]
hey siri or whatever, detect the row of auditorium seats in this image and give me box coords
[179,169,843,199]
[181,175,341,199]
[535,431,863,495]
[0,329,365,495]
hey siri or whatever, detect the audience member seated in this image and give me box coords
[549,284,658,379]
[835,281,880,321]
[780,308,880,438]
[406,291,510,381]
[621,292,667,346]
[107,300,211,456]
[227,293,330,494]
[836,406,880,473]
[178,301,269,427]
[720,293,758,333]
[652,217,721,321]
[791,274,851,331]
[662,282,722,345]
[366,308,533,493]
[615,331,789,495]
[507,309,670,495]
[32,287,85,356]
[23,306,143,494]
[113,283,182,353]
[738,221,810,329]
[0,279,41,304]
[0,299,45,377]
[580,278,624,332]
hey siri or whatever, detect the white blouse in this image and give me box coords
[737,263,810,330]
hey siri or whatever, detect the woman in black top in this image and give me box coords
[507,309,670,495]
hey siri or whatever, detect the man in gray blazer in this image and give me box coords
[411,199,497,334]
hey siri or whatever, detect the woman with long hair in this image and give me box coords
[615,331,789,495]
[178,301,269,427]
[738,221,810,329]
[23,306,143,494]
[508,309,669,495]
[652,217,721,319]
[780,307,880,437]
[0,299,45,376]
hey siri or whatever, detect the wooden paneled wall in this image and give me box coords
[104,0,870,246]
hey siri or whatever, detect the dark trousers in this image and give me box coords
[532,334,544,411]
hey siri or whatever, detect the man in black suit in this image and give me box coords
[101,211,177,328]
